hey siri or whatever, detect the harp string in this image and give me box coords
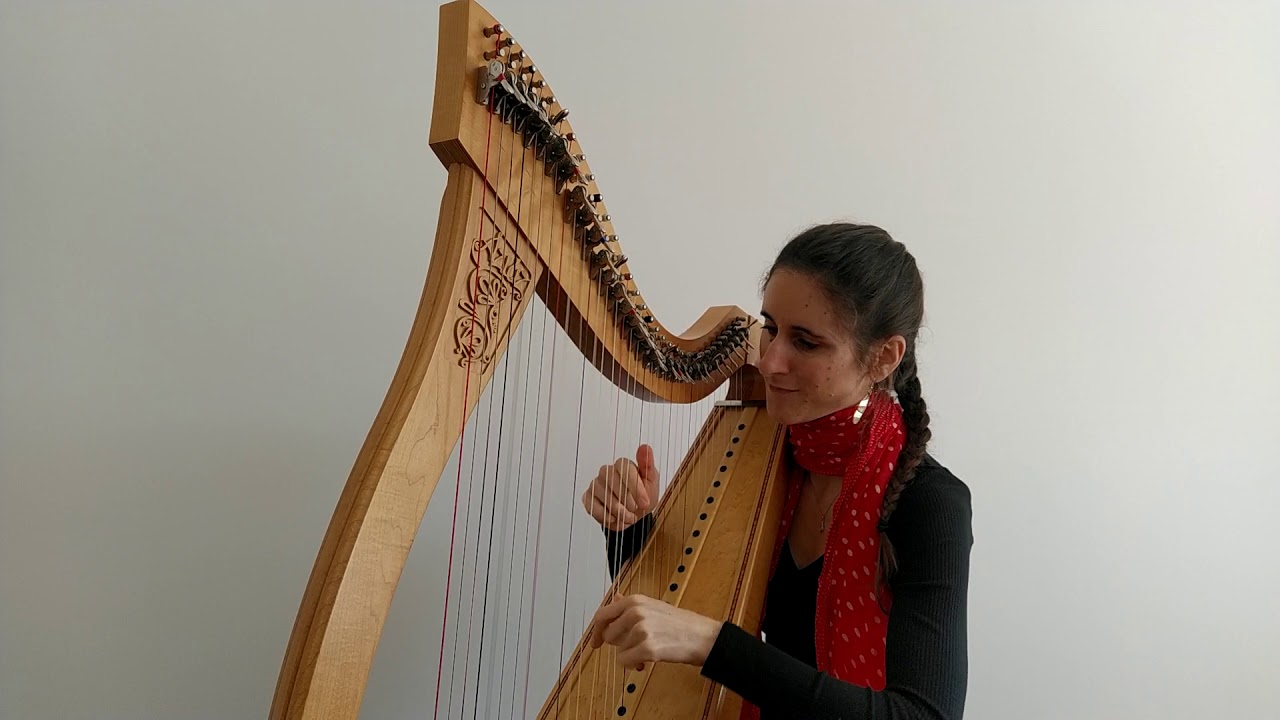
[433,57,500,719]
[569,166,595,720]
[457,80,522,718]
[478,87,534,717]
[537,113,583,717]
[509,100,553,718]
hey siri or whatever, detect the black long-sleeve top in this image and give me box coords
[604,454,973,720]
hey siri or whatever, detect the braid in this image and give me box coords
[875,345,931,601]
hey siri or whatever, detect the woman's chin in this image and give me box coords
[764,394,809,426]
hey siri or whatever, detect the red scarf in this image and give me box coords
[739,391,905,719]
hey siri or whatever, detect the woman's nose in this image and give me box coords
[757,337,786,375]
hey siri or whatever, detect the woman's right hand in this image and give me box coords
[581,444,660,531]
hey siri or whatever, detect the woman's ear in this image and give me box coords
[873,335,907,383]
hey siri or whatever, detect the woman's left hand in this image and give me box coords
[589,593,723,669]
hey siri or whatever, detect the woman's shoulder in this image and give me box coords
[890,453,973,542]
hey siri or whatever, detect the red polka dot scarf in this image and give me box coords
[740,390,905,718]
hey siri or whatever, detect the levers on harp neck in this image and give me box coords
[473,46,752,384]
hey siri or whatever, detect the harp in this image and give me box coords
[270,2,793,717]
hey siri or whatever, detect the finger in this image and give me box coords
[636,444,658,509]
[612,457,651,514]
[590,596,633,647]
[615,625,653,670]
[602,606,644,646]
[591,485,638,528]
[582,487,604,523]
[588,495,632,531]
[607,459,644,514]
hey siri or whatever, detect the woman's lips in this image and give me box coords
[766,384,797,394]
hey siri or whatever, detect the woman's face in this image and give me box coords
[757,269,872,426]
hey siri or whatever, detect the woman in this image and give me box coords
[581,223,973,719]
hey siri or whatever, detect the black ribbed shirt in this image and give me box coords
[604,453,973,720]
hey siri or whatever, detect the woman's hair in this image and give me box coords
[766,222,930,595]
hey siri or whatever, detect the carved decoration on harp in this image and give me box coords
[453,229,532,371]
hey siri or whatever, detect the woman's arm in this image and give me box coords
[700,475,973,720]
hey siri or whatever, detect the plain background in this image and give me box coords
[3,1,1279,718]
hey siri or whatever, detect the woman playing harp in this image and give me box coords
[583,223,974,720]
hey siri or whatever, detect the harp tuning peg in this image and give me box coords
[588,193,603,203]
[484,24,505,37]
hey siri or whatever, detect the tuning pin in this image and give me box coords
[620,273,633,281]
[602,214,611,222]
[550,109,569,124]
[609,234,620,243]
[574,153,586,162]
[588,193,603,203]
[522,64,538,76]
[583,173,595,182]
[565,132,576,142]
[484,47,508,60]
[484,24,505,37]
[614,254,628,265]
[531,78,545,88]
[511,50,527,62]
[500,37,516,48]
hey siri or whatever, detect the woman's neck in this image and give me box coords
[807,472,843,498]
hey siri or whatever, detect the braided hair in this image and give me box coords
[766,223,931,594]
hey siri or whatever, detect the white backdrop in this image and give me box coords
[2,2,1278,719]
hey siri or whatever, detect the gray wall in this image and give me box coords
[2,2,1278,719]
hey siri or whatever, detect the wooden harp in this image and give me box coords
[270,2,792,717]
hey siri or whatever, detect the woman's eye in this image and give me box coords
[763,325,778,336]
[795,338,818,350]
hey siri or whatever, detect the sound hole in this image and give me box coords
[692,529,700,537]
[719,465,727,472]
[738,423,746,430]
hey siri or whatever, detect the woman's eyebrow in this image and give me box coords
[759,310,824,339]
